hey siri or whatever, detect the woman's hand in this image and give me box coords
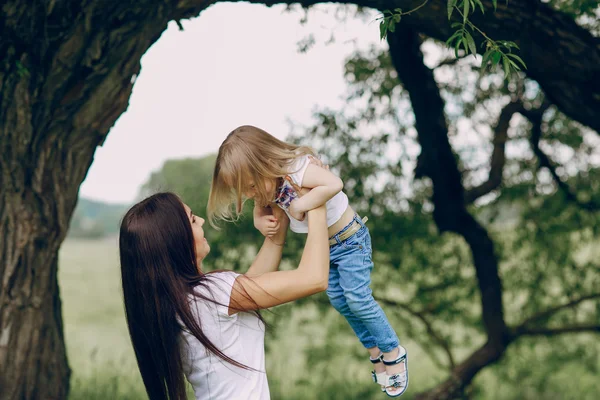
[285,176,310,221]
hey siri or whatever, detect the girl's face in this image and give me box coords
[244,178,276,204]
[183,203,210,268]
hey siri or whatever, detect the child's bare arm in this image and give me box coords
[288,163,343,214]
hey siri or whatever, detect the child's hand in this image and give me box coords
[254,206,281,237]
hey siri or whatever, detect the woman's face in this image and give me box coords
[183,203,210,267]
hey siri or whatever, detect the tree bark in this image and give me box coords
[387,26,510,399]
[464,100,522,204]
[0,1,216,398]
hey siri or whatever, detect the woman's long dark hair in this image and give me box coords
[119,192,256,400]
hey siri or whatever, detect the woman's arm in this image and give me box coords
[228,205,329,314]
[245,206,289,277]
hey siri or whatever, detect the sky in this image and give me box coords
[79,4,381,204]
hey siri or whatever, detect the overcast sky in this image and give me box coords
[79,4,380,204]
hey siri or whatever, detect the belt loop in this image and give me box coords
[328,232,341,246]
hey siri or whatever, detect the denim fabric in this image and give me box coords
[327,215,399,353]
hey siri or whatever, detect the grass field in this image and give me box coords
[59,238,146,399]
[59,238,441,399]
[58,238,599,400]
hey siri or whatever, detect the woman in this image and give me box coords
[119,190,328,400]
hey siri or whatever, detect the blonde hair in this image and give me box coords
[207,125,314,228]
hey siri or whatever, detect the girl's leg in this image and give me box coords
[334,225,407,394]
[327,255,377,350]
[328,250,386,387]
[335,231,399,353]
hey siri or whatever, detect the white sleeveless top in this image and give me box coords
[285,155,349,233]
[180,272,269,400]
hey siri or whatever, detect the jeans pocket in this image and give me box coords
[340,227,369,253]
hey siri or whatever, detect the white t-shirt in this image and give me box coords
[180,272,269,400]
[285,155,349,233]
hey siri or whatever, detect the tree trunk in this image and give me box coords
[0,1,216,397]
[387,26,510,398]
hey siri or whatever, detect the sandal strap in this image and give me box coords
[387,373,407,385]
[369,353,383,364]
[382,346,407,366]
[371,370,387,384]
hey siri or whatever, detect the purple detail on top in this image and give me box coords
[273,179,298,211]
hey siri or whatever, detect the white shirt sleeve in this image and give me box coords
[287,155,311,187]
[199,272,240,318]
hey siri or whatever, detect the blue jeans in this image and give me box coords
[327,215,399,353]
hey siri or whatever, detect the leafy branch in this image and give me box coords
[379,0,527,79]
[376,0,429,40]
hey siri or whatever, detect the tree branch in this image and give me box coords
[525,103,600,212]
[464,100,523,204]
[517,292,600,328]
[517,324,600,337]
[315,294,456,368]
[378,297,456,369]
[433,55,468,69]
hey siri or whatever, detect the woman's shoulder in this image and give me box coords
[191,272,240,315]
[195,271,239,295]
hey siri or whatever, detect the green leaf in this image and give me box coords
[491,51,502,65]
[445,31,462,46]
[15,60,30,77]
[379,20,388,40]
[463,0,470,23]
[481,49,494,69]
[448,0,458,19]
[499,41,519,50]
[474,0,485,14]
[451,22,463,29]
[503,56,511,79]
[388,20,396,33]
[492,0,497,10]
[506,53,527,69]
[481,49,494,71]
[465,31,477,56]
[507,59,522,71]
[393,13,402,23]
[394,8,402,13]
[455,38,463,58]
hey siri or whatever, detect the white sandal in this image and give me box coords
[370,353,386,392]
[382,346,409,397]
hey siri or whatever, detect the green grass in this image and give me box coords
[59,238,599,399]
[59,239,438,399]
[59,238,146,399]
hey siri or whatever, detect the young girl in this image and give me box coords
[207,125,408,397]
